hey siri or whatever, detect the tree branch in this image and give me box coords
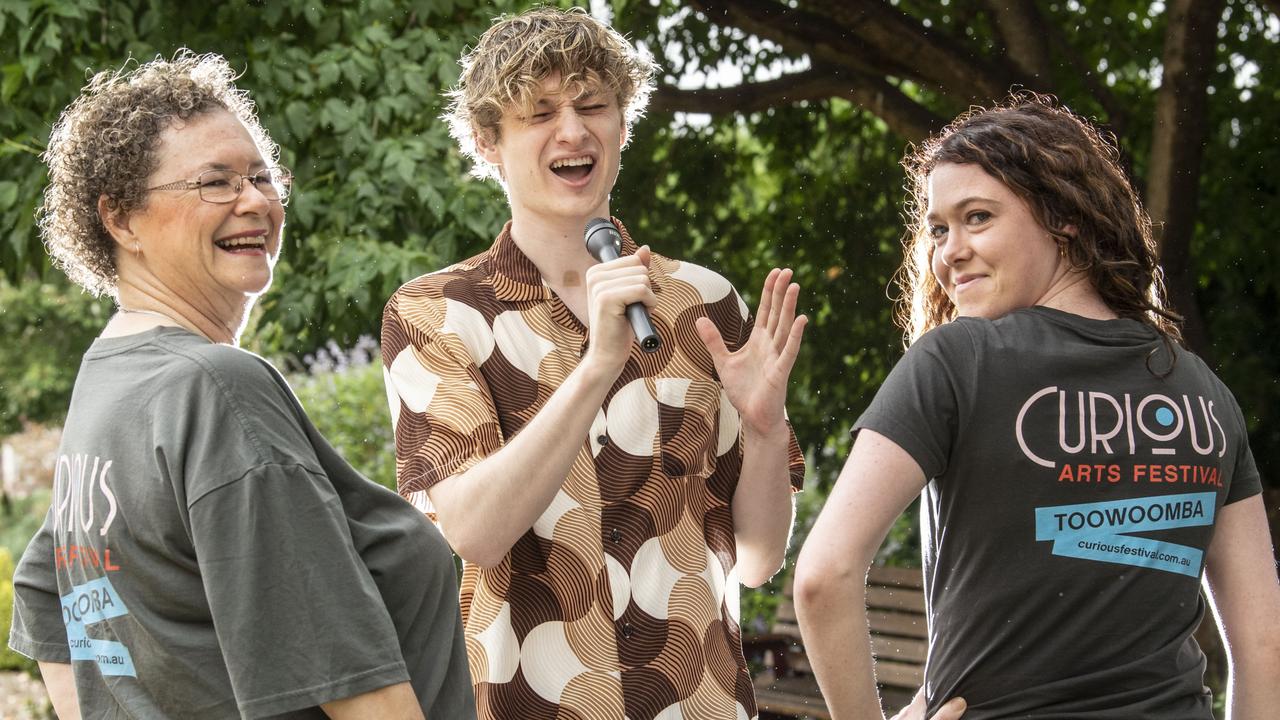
[687,0,1019,104]
[984,0,1053,81]
[651,66,943,141]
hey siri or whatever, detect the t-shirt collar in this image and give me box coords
[489,217,646,302]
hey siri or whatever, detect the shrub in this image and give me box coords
[0,278,111,434]
[0,546,39,673]
[287,337,396,491]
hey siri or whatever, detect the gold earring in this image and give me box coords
[134,241,141,256]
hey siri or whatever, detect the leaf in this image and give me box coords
[285,100,314,139]
[303,1,324,28]
[365,23,392,47]
[317,62,340,88]
[323,98,351,133]
[19,53,40,83]
[40,21,61,52]
[1,64,22,102]
[4,0,32,26]
[0,182,17,210]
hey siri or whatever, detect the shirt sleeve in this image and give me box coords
[381,299,504,516]
[8,508,71,662]
[188,462,409,719]
[854,323,975,480]
[1223,396,1262,506]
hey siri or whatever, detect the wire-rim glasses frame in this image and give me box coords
[147,167,293,205]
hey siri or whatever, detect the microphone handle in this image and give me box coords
[590,227,662,353]
[626,302,661,353]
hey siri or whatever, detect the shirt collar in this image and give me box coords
[489,217,645,302]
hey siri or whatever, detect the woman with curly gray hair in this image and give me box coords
[8,52,475,719]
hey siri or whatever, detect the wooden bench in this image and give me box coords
[743,565,927,719]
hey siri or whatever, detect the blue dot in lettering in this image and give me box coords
[1155,407,1175,426]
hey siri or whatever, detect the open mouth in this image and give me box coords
[550,156,594,182]
[214,236,268,254]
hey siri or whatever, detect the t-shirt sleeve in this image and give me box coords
[188,462,409,719]
[854,324,975,479]
[1223,399,1262,506]
[8,509,71,662]
[381,299,503,514]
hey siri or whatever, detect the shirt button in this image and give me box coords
[610,528,621,543]
[621,623,635,639]
[598,435,609,446]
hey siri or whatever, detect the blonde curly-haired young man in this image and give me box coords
[383,8,809,719]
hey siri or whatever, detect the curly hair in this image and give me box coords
[897,92,1183,346]
[443,6,657,181]
[40,50,279,298]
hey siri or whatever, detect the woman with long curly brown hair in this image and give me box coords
[794,94,1280,719]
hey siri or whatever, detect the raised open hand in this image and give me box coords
[694,268,807,437]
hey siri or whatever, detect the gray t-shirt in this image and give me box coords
[9,327,475,719]
[856,307,1261,719]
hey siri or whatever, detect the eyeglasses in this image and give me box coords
[147,167,293,205]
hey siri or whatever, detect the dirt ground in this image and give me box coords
[0,671,50,720]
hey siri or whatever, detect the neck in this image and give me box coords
[1037,270,1117,321]
[508,209,604,289]
[111,277,249,345]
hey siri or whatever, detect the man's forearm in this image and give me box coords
[731,424,794,586]
[430,359,616,566]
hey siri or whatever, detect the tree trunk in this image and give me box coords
[1145,0,1223,357]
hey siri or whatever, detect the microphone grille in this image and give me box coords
[584,217,621,261]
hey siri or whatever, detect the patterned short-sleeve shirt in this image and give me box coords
[381,220,805,720]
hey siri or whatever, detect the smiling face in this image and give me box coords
[926,162,1066,320]
[118,109,284,316]
[477,73,625,228]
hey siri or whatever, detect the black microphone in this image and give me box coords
[584,217,661,353]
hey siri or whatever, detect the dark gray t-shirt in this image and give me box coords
[856,307,1261,719]
[9,327,475,719]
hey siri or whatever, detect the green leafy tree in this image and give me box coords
[0,0,517,353]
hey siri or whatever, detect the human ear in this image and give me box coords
[474,128,502,166]
[98,195,137,251]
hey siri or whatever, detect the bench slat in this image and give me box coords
[755,677,832,718]
[874,658,925,689]
[867,564,926,590]
[868,609,927,639]
[867,584,927,613]
[871,635,928,664]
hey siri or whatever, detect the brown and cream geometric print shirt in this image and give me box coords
[381,220,805,720]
